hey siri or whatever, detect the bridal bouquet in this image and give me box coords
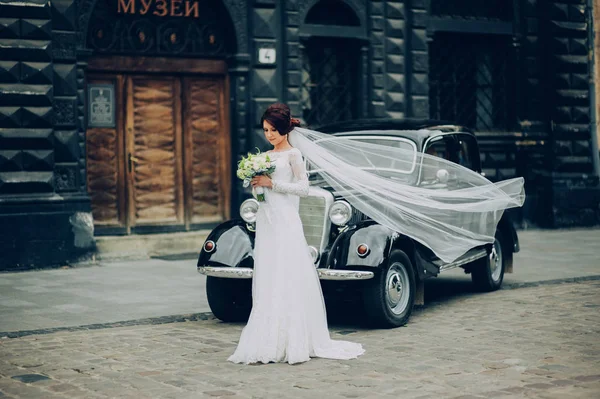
[237,150,276,202]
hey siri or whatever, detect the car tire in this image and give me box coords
[206,276,252,322]
[471,229,511,292]
[362,250,416,328]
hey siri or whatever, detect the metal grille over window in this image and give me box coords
[429,33,517,132]
[301,38,359,127]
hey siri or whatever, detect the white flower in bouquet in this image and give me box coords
[236,150,276,202]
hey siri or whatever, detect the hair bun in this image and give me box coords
[290,118,301,127]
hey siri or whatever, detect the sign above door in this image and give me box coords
[117,0,201,18]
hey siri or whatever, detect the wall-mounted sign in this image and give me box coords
[88,84,115,128]
[258,48,276,64]
[117,0,200,18]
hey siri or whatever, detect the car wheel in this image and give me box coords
[362,250,416,328]
[206,277,252,322]
[471,229,511,292]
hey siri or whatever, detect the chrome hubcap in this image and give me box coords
[385,262,411,315]
[489,238,503,282]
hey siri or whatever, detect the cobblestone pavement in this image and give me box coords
[0,281,599,399]
[2,228,600,334]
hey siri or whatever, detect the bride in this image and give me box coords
[227,103,365,365]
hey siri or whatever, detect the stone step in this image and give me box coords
[93,230,210,262]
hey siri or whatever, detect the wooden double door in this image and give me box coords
[87,69,230,234]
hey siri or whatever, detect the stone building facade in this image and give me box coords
[0,0,598,270]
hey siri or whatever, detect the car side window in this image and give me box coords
[425,138,450,161]
[422,137,453,183]
[455,135,477,170]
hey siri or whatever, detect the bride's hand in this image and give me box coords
[251,175,273,189]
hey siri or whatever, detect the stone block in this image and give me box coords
[0,39,52,62]
[385,92,404,112]
[253,8,276,39]
[411,73,428,96]
[0,61,20,83]
[569,38,588,55]
[386,54,404,74]
[0,150,22,172]
[386,73,404,93]
[0,128,53,149]
[20,61,53,84]
[51,0,76,31]
[568,4,586,22]
[0,18,20,38]
[22,149,53,171]
[21,19,52,40]
[411,30,427,51]
[571,106,590,123]
[371,1,383,16]
[371,16,384,31]
[54,64,77,96]
[385,37,403,54]
[251,68,277,99]
[21,106,54,128]
[54,130,79,162]
[386,19,404,39]
[0,171,54,194]
[386,2,405,19]
[0,83,52,106]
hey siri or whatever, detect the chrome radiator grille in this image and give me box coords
[299,190,332,252]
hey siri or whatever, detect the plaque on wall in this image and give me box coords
[88,84,115,128]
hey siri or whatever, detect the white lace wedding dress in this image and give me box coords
[227,147,365,365]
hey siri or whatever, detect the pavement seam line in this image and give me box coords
[2,275,599,339]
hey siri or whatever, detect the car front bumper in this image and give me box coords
[197,266,374,281]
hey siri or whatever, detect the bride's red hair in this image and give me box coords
[261,103,301,135]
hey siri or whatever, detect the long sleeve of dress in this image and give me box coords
[272,149,310,197]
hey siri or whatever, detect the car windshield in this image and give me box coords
[307,135,418,185]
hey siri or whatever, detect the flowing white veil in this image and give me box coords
[288,126,525,264]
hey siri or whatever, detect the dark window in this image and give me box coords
[301,37,360,127]
[429,33,517,132]
[430,0,513,21]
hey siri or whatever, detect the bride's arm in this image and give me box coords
[271,149,310,197]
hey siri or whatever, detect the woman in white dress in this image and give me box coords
[227,103,365,365]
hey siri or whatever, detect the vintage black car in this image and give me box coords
[197,119,520,328]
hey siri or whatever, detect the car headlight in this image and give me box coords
[240,198,259,223]
[308,246,320,265]
[329,200,352,226]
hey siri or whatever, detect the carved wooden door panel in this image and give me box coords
[126,76,184,227]
[183,77,229,226]
[86,75,126,228]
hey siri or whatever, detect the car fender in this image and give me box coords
[327,221,397,269]
[197,220,254,268]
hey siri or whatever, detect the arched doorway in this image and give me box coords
[299,0,367,126]
[83,0,237,235]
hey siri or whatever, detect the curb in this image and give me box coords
[2,276,599,339]
[0,313,215,339]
